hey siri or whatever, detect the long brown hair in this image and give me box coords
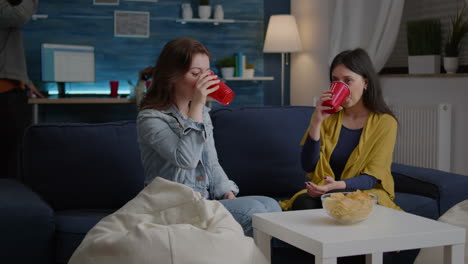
[139,37,211,110]
[329,48,397,120]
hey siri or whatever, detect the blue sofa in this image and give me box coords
[1,106,467,264]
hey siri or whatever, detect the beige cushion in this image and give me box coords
[415,199,468,264]
[69,177,268,264]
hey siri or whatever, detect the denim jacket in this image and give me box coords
[137,105,239,199]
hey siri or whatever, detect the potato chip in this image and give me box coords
[329,192,346,199]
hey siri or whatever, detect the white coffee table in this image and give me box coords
[253,205,465,264]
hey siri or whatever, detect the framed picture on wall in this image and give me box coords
[114,10,150,38]
[94,0,119,5]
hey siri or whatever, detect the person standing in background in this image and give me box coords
[0,0,44,179]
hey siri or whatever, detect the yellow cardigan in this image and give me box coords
[279,110,401,211]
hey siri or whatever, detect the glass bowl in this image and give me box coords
[321,191,378,224]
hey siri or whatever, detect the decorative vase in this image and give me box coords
[198,5,211,19]
[443,57,458,74]
[181,3,193,20]
[213,5,224,20]
[220,67,235,78]
[244,68,255,78]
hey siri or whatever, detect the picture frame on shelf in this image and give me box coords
[93,0,119,5]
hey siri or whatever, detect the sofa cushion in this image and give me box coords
[394,192,439,220]
[210,106,313,198]
[54,209,114,263]
[0,179,55,264]
[22,121,145,210]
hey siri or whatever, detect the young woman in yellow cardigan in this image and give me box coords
[280,48,401,211]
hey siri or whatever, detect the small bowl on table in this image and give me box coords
[321,191,378,224]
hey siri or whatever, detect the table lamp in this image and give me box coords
[263,15,302,106]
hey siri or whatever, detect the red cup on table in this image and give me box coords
[109,80,119,98]
[322,81,350,114]
[207,72,235,105]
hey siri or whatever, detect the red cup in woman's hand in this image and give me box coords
[207,72,235,105]
[322,81,350,114]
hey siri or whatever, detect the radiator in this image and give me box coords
[390,104,452,172]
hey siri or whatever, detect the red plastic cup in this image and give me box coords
[110,81,119,97]
[322,81,350,114]
[207,73,235,105]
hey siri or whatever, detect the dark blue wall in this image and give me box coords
[23,0,290,122]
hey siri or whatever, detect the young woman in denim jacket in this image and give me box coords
[136,37,281,236]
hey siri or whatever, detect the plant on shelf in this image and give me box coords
[217,56,235,78]
[407,19,442,56]
[199,0,209,6]
[443,5,468,73]
[217,56,235,68]
[244,64,255,78]
[406,18,442,74]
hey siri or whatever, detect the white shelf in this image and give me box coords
[32,14,48,20]
[176,18,235,25]
[224,76,274,81]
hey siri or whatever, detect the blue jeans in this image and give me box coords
[219,196,281,237]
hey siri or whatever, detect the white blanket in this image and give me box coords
[69,177,268,264]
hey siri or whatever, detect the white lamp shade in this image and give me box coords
[263,15,302,53]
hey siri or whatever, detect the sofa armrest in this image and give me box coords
[391,163,468,215]
[0,179,55,264]
[393,171,439,200]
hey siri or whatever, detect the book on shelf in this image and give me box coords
[242,55,246,76]
[234,52,245,77]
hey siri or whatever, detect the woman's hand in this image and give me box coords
[308,90,343,140]
[189,71,220,122]
[305,181,324,197]
[28,83,45,98]
[311,91,343,124]
[223,191,236,200]
[191,70,220,107]
[305,176,346,197]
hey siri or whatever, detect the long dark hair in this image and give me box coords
[139,37,210,110]
[329,48,396,120]
[7,0,23,6]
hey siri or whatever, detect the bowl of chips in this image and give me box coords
[321,190,377,224]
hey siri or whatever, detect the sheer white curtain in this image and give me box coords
[329,0,405,71]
